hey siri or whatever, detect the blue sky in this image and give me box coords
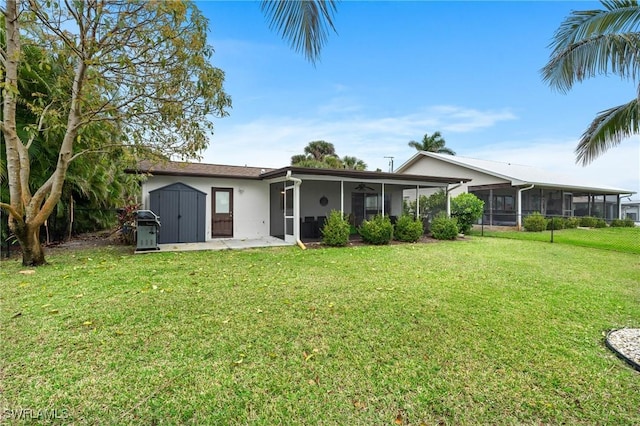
[196,1,639,198]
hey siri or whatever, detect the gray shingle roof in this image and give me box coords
[132,160,275,179]
[129,161,470,185]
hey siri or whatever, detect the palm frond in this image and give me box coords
[576,97,638,165]
[261,0,337,64]
[542,1,640,91]
[438,147,456,156]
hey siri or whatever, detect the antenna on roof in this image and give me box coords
[384,156,394,173]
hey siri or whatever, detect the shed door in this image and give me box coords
[212,188,233,237]
[150,182,206,244]
[179,191,200,242]
[153,190,180,243]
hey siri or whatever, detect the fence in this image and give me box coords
[472,212,640,255]
[1,208,121,259]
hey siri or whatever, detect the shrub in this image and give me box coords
[523,212,547,232]
[403,189,446,220]
[321,210,351,247]
[579,216,598,228]
[394,215,424,242]
[429,213,459,240]
[451,193,484,234]
[359,215,393,245]
[595,218,607,228]
[609,218,636,227]
[564,217,580,229]
[546,217,565,230]
[118,198,141,245]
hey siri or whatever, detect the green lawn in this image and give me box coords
[1,238,639,424]
[470,226,640,254]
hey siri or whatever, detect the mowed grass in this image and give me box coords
[470,226,640,254]
[1,238,639,425]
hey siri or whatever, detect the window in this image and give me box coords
[492,195,514,212]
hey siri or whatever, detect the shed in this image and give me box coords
[150,182,206,243]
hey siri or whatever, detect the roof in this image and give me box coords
[128,161,470,185]
[261,166,469,184]
[397,151,635,195]
[130,160,275,180]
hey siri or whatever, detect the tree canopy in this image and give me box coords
[542,0,640,165]
[408,131,456,155]
[291,141,367,170]
[1,0,231,265]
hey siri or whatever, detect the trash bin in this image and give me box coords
[136,210,161,251]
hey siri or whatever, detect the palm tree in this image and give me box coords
[341,155,367,170]
[303,140,338,161]
[408,131,456,155]
[261,0,338,65]
[542,0,640,165]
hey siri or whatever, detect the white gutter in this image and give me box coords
[285,171,304,248]
[517,184,535,230]
[446,182,464,216]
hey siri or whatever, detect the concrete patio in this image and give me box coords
[151,236,292,253]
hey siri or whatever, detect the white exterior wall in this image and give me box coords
[141,176,270,240]
[401,157,510,198]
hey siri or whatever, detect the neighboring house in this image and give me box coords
[622,200,640,224]
[396,151,636,228]
[129,160,469,244]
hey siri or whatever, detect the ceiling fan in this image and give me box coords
[355,183,376,191]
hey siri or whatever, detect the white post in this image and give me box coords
[340,180,344,216]
[416,185,420,218]
[381,183,385,216]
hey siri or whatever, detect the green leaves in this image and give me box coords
[542,1,640,164]
[261,0,338,65]
[408,131,455,155]
[576,98,639,165]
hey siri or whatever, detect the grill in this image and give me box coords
[136,210,161,251]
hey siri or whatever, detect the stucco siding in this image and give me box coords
[142,176,270,240]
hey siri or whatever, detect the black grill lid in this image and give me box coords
[136,210,160,222]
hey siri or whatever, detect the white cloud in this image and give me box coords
[202,105,518,170]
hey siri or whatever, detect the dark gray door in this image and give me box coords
[151,189,180,243]
[150,183,206,244]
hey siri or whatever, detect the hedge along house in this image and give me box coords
[396,152,635,228]
[131,160,470,245]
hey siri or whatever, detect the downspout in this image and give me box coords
[517,185,535,230]
[285,171,305,249]
[446,182,464,216]
[340,180,344,217]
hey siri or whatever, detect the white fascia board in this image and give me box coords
[293,174,451,187]
[522,181,635,194]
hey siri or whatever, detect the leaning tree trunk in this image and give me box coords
[11,221,46,266]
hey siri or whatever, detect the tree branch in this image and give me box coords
[0,202,23,223]
[25,102,53,150]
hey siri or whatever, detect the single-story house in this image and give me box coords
[396,151,636,228]
[129,160,469,245]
